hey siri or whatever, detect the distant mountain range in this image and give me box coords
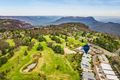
[0,16,60,25]
[95,16,120,23]
[0,16,120,36]
[53,16,120,36]
[0,19,32,30]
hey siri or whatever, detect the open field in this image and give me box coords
[0,35,81,80]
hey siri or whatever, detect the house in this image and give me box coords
[99,63,119,80]
[82,71,96,80]
[98,54,109,63]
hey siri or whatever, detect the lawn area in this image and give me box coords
[41,46,79,80]
[0,38,80,80]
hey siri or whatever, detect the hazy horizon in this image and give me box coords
[0,0,120,16]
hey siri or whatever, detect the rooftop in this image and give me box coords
[100,63,119,80]
[100,63,112,70]
[98,54,109,63]
[106,74,119,80]
[82,71,96,80]
[103,70,116,75]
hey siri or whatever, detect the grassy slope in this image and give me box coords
[0,36,80,80]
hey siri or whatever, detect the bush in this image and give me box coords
[7,51,14,59]
[22,37,32,46]
[52,45,64,54]
[14,38,23,47]
[14,37,32,47]
[24,51,28,56]
[37,44,43,51]
[0,40,10,55]
[38,35,46,42]
[0,57,8,67]
[51,36,61,43]
[1,50,6,55]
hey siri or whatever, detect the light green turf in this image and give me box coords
[0,38,80,80]
[40,43,79,80]
[6,39,15,47]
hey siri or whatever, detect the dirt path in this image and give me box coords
[32,57,44,72]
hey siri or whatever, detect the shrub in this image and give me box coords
[52,45,64,54]
[22,37,32,46]
[24,51,28,56]
[38,35,46,42]
[0,57,8,67]
[0,40,10,55]
[7,51,14,59]
[51,36,61,43]
[37,44,43,51]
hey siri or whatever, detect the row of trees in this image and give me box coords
[94,35,120,52]
[50,36,61,43]
[47,42,64,54]
[0,40,15,67]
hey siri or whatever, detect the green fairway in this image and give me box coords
[0,37,80,80]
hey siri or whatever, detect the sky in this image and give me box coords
[0,0,120,16]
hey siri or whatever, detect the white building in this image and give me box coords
[98,54,109,63]
[100,63,119,80]
[81,53,96,80]
[82,71,96,80]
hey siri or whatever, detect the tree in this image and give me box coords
[65,35,68,42]
[52,45,64,54]
[24,51,28,56]
[0,40,10,55]
[37,44,43,51]
[14,38,23,47]
[7,51,14,59]
[0,57,8,67]
[1,50,6,56]
[22,37,32,46]
[51,36,61,43]
[38,35,46,42]
[93,35,120,52]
